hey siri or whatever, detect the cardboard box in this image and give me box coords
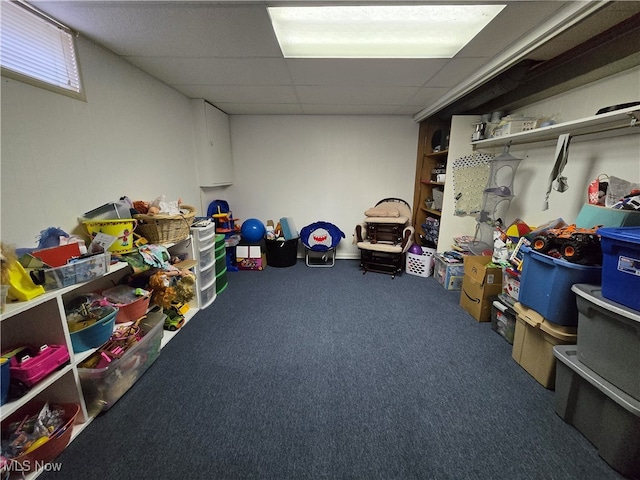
[512,302,577,389]
[459,256,503,322]
[433,254,464,290]
[236,244,266,270]
[502,266,520,301]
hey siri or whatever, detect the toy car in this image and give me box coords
[163,306,185,332]
[531,224,602,265]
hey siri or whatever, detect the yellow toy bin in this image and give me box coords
[83,219,137,253]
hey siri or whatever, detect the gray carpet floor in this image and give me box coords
[40,259,624,479]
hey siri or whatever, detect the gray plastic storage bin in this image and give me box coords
[553,346,640,478]
[572,283,640,400]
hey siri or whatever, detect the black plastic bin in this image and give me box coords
[265,238,299,267]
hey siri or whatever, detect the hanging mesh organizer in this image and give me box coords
[451,153,494,216]
[468,146,523,255]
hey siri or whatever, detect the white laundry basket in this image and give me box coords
[406,247,435,277]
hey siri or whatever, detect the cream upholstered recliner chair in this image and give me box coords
[353,198,415,278]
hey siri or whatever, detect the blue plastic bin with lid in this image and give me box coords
[598,226,640,311]
[518,245,601,326]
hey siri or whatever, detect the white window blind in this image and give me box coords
[1,1,84,99]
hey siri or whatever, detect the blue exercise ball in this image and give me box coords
[241,218,266,242]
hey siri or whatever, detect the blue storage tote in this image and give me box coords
[69,306,118,353]
[518,246,601,326]
[598,227,640,312]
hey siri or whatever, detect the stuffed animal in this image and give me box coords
[147,269,195,308]
[0,243,17,285]
[173,274,196,304]
[148,271,176,309]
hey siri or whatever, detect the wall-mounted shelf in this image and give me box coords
[472,106,639,149]
[426,149,449,157]
[420,180,445,186]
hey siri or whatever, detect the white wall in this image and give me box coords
[438,66,640,251]
[202,115,419,258]
[1,36,199,248]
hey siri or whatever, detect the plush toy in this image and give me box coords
[147,269,195,308]
[173,274,195,304]
[0,243,17,285]
[148,271,176,309]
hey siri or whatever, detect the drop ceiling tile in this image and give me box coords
[175,85,299,105]
[407,87,453,106]
[33,3,281,57]
[287,58,449,87]
[394,105,432,116]
[425,58,494,88]
[300,104,406,115]
[216,103,305,115]
[456,1,570,58]
[295,86,421,105]
[126,57,292,86]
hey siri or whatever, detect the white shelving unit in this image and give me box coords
[0,237,199,479]
[472,106,639,149]
[190,222,218,310]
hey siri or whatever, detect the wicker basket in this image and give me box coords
[134,205,196,244]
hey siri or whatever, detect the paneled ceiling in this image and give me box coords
[31,1,640,120]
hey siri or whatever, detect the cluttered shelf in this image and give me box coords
[472,106,639,149]
[1,261,130,322]
[421,206,442,216]
[426,149,448,157]
[0,196,210,478]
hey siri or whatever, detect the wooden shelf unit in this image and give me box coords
[412,118,450,247]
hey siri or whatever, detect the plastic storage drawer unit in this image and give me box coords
[491,298,516,344]
[199,262,215,290]
[554,346,640,478]
[518,245,601,326]
[598,226,640,311]
[200,282,216,308]
[191,223,216,250]
[198,244,216,270]
[216,267,228,294]
[572,283,640,399]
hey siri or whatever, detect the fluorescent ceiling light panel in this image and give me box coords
[268,5,506,58]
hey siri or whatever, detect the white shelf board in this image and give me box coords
[0,364,74,421]
[1,262,130,321]
[472,106,640,149]
[160,307,198,349]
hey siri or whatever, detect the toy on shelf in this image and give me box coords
[207,200,240,238]
[531,224,602,265]
[1,344,70,398]
[1,243,45,302]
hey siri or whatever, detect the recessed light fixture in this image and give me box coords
[267,4,506,58]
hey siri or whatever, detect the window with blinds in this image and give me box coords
[1,1,85,100]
